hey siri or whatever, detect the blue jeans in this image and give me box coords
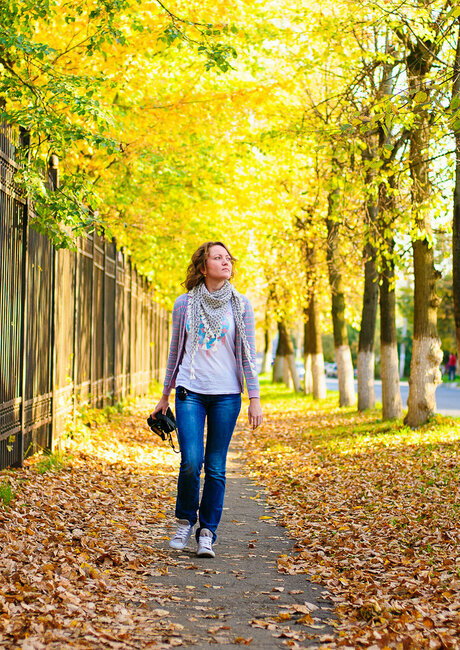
[174,390,241,541]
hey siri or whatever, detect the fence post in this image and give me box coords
[48,154,59,449]
[102,237,107,407]
[156,302,161,382]
[121,251,128,399]
[149,291,154,387]
[19,206,29,466]
[129,261,133,396]
[143,277,147,393]
[113,239,118,403]
[90,233,95,406]
[132,264,135,393]
[72,240,80,425]
[19,128,30,466]
[157,305,161,382]
[125,253,129,399]
[122,250,127,399]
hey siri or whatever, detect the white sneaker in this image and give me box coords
[197,528,215,558]
[169,519,194,550]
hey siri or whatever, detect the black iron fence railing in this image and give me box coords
[0,124,170,469]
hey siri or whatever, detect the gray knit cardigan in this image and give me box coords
[163,292,260,399]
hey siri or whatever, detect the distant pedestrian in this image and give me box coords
[447,352,457,381]
[150,241,263,558]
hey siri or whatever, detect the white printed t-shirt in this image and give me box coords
[175,301,240,394]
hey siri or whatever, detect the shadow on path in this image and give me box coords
[147,439,336,648]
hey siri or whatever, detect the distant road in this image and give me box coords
[325,379,460,418]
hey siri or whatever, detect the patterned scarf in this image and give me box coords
[187,280,256,380]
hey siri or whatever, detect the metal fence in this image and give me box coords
[0,124,170,469]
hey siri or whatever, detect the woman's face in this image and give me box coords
[204,245,233,282]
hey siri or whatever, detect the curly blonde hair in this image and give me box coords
[183,241,237,291]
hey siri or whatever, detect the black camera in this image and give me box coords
[147,408,177,441]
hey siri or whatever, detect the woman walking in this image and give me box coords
[151,241,263,558]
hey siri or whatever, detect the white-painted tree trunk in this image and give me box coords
[336,345,355,407]
[405,337,442,427]
[272,355,284,383]
[399,317,407,379]
[286,353,301,392]
[311,353,327,399]
[261,351,272,374]
[380,343,403,420]
[282,355,292,388]
[357,350,375,410]
[295,327,303,359]
[304,354,313,395]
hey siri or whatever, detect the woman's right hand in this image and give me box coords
[151,394,170,417]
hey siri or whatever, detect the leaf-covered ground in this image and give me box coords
[0,405,182,649]
[241,381,460,649]
[1,387,459,649]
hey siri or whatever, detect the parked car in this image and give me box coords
[324,362,338,377]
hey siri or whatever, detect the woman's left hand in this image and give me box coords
[248,397,263,430]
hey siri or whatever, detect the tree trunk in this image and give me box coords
[283,349,292,389]
[380,252,403,419]
[272,325,285,383]
[377,166,403,419]
[374,36,404,419]
[303,348,313,395]
[453,20,460,359]
[303,235,326,399]
[306,293,326,399]
[326,183,355,407]
[273,320,301,391]
[261,309,272,374]
[357,150,379,411]
[280,321,302,391]
[405,52,442,427]
[303,316,312,395]
[358,241,378,411]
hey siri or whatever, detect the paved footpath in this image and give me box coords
[147,436,336,648]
